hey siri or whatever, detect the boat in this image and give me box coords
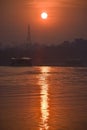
[10,57,32,66]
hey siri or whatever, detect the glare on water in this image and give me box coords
[39,67,50,130]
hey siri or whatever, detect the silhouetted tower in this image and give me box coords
[26,24,32,47]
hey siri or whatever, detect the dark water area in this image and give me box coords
[0,66,87,130]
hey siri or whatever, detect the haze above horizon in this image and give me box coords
[0,0,87,44]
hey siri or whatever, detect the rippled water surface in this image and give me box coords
[0,66,87,130]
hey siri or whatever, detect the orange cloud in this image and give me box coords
[26,0,87,8]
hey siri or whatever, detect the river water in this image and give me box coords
[0,66,87,130]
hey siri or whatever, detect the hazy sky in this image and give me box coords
[0,0,87,45]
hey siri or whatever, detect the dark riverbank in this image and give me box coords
[0,38,87,67]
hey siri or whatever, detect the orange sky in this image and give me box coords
[0,0,87,44]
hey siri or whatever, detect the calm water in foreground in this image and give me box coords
[0,66,87,130]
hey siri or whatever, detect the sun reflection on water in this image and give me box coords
[39,67,50,130]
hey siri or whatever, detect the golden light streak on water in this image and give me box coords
[39,67,50,130]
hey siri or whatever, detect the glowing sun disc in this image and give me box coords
[41,12,48,19]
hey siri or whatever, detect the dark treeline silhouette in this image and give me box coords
[0,38,87,66]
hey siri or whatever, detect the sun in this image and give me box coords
[41,12,48,20]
